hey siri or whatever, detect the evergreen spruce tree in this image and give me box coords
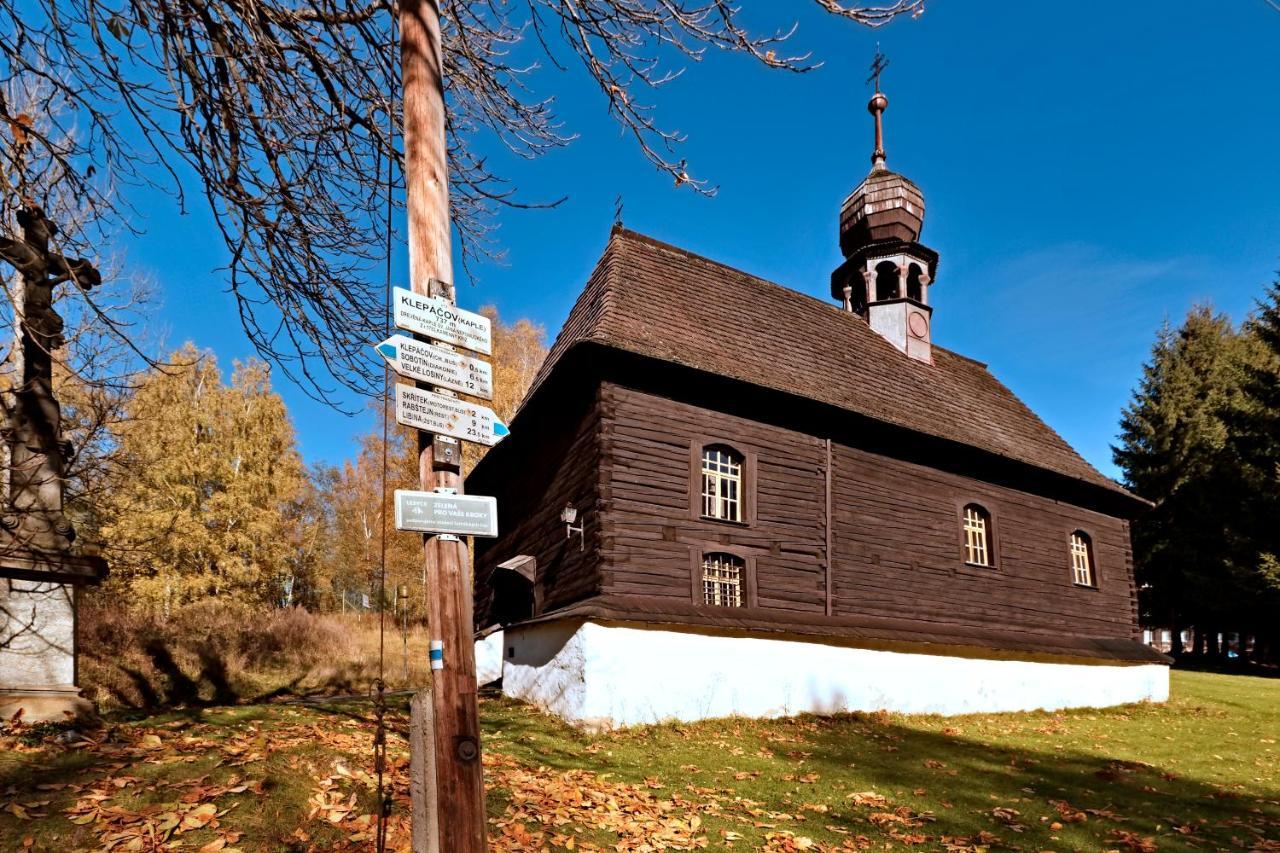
[1113,306,1253,655]
[1225,280,1280,660]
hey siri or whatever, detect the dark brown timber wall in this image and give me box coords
[469,380,604,629]
[600,382,828,613]
[599,383,1138,641]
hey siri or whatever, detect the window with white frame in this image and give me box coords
[701,445,743,522]
[962,504,993,567]
[1070,532,1095,586]
[702,553,744,607]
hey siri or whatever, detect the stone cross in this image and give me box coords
[0,206,101,560]
[0,206,107,724]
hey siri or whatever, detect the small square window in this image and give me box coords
[701,553,744,608]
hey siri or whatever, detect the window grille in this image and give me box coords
[962,504,993,567]
[1070,532,1094,586]
[701,446,743,522]
[702,553,744,607]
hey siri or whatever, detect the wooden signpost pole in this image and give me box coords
[399,0,488,850]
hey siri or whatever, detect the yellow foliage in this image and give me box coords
[99,344,306,613]
[311,308,547,613]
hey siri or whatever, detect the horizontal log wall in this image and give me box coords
[601,383,827,614]
[470,382,603,629]
[599,382,1138,640]
[831,444,1137,639]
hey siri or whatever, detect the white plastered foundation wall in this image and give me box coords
[484,619,1170,730]
[474,629,505,686]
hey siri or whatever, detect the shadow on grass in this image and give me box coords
[794,715,1270,847]
[85,634,387,712]
[476,697,1277,850]
[0,703,292,791]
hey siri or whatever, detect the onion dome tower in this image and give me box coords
[831,57,938,364]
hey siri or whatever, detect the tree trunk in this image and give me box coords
[1193,627,1205,656]
[1206,630,1220,658]
[1171,623,1184,656]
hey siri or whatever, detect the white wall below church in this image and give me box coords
[474,630,505,686]
[500,620,1169,730]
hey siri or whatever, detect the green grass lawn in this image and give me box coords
[1,670,1276,851]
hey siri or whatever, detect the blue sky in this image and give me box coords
[120,2,1280,480]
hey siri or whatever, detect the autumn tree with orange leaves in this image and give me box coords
[310,308,547,613]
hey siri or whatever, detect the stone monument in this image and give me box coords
[0,206,108,722]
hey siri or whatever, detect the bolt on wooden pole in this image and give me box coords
[399,0,488,850]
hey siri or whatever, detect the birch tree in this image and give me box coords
[100,345,306,613]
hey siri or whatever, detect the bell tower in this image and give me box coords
[831,51,938,364]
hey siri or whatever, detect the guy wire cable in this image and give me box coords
[374,16,398,852]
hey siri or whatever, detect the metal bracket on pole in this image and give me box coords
[427,277,455,302]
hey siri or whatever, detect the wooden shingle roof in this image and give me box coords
[527,226,1134,501]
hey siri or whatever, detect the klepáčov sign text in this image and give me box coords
[393,287,492,355]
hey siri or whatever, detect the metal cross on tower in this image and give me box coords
[866,45,889,92]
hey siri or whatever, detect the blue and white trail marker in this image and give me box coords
[375,335,493,400]
[395,384,509,447]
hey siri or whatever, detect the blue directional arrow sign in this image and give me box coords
[395,384,508,447]
[374,334,493,400]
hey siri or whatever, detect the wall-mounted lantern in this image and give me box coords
[560,502,584,551]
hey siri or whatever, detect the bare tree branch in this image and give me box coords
[0,0,923,403]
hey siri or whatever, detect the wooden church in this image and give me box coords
[467,81,1170,729]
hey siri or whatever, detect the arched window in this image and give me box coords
[962,504,994,567]
[1070,532,1095,587]
[701,445,743,522]
[874,260,900,301]
[906,263,924,302]
[702,553,744,607]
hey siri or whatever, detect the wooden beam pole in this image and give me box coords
[400,1,488,850]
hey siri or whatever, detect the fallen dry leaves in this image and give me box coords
[3,700,1279,852]
[487,751,709,850]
